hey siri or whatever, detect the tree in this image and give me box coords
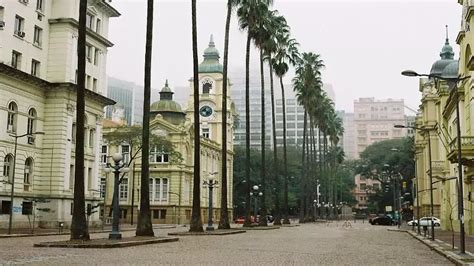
[136,0,155,236]
[272,30,300,224]
[189,0,203,232]
[70,0,90,241]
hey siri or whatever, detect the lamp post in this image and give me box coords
[203,172,218,231]
[394,124,434,239]
[250,185,263,223]
[401,70,469,251]
[7,131,44,235]
[104,153,129,239]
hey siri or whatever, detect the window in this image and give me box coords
[24,158,33,191]
[150,146,169,163]
[89,129,95,147]
[3,154,13,182]
[1,201,12,214]
[11,51,21,69]
[7,102,18,133]
[86,75,91,89]
[22,201,33,215]
[36,0,44,11]
[119,178,128,200]
[86,13,94,29]
[31,59,40,77]
[92,78,98,92]
[69,164,74,190]
[87,167,92,190]
[95,18,101,33]
[153,209,167,219]
[202,128,210,138]
[94,49,100,66]
[150,178,169,202]
[14,15,24,37]
[86,45,92,62]
[71,123,76,143]
[360,183,367,190]
[202,82,212,94]
[121,145,130,164]
[100,145,108,164]
[100,178,106,198]
[33,26,42,47]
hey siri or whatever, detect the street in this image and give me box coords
[0,222,452,265]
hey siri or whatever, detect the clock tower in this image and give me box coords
[186,35,234,147]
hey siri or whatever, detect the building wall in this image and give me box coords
[0,0,118,228]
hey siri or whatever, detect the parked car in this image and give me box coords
[370,215,394,225]
[407,217,441,227]
[235,216,245,224]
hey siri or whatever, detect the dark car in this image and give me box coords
[370,215,394,225]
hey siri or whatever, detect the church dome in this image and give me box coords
[150,80,185,115]
[430,28,456,76]
[441,60,459,79]
[199,35,223,73]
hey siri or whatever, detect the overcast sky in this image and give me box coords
[107,0,461,113]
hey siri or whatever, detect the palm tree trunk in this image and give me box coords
[71,0,89,240]
[299,110,307,223]
[218,0,232,230]
[280,77,290,224]
[189,0,203,232]
[243,33,252,227]
[136,0,155,236]
[269,58,281,226]
[258,49,268,226]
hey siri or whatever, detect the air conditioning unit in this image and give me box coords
[27,136,35,144]
[19,0,29,4]
[6,124,13,132]
[17,31,25,38]
[0,21,5,29]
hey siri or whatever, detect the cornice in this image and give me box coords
[48,18,114,47]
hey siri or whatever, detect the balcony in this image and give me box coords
[447,136,474,165]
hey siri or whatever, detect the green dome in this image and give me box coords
[199,34,223,73]
[430,33,455,75]
[441,60,459,79]
[150,80,185,114]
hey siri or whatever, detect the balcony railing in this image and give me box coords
[448,136,474,163]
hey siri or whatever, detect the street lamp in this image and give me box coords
[203,174,218,231]
[250,185,263,223]
[104,153,129,239]
[7,131,44,235]
[401,71,470,252]
[395,124,435,239]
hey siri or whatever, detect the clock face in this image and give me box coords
[199,106,213,117]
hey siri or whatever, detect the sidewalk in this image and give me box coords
[0,224,178,238]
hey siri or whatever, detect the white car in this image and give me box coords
[407,217,441,227]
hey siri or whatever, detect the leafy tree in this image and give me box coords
[71,0,89,241]
[136,0,155,237]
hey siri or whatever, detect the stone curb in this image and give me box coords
[0,225,177,239]
[168,230,246,236]
[281,224,300,227]
[388,228,474,265]
[33,237,179,248]
[236,226,281,230]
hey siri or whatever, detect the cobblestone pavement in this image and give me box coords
[0,221,452,265]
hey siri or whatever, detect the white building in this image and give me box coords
[0,0,119,228]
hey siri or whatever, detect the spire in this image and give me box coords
[439,25,454,60]
[209,34,215,47]
[445,25,449,45]
[160,79,173,100]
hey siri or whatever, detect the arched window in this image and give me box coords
[201,79,213,94]
[24,158,33,191]
[27,108,37,135]
[7,102,18,133]
[3,154,14,182]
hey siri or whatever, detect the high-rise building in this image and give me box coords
[354,97,407,158]
[338,111,357,160]
[0,1,119,228]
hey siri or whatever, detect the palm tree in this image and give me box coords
[189,0,203,232]
[136,0,155,236]
[237,0,273,227]
[272,34,299,224]
[218,0,237,230]
[71,0,89,240]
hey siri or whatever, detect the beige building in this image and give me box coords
[101,37,235,225]
[0,1,119,228]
